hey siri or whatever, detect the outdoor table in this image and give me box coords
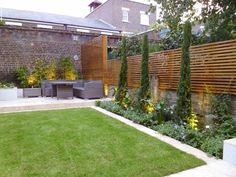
[50,81,77,99]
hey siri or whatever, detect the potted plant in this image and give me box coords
[16,59,45,98]
[0,82,17,101]
[23,73,42,97]
[15,65,28,98]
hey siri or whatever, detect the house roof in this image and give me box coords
[85,0,152,18]
[1,8,120,33]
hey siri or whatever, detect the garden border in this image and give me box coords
[92,106,218,164]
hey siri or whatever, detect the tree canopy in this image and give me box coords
[151,0,236,43]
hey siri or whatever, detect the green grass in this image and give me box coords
[0,108,205,177]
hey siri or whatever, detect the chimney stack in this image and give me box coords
[88,0,102,12]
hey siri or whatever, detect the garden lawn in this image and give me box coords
[0,108,204,177]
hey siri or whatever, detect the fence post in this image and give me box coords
[102,35,109,96]
[150,74,159,101]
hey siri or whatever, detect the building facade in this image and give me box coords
[86,0,157,35]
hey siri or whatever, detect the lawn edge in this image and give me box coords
[92,106,219,165]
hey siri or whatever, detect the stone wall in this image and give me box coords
[159,90,236,119]
[0,26,97,81]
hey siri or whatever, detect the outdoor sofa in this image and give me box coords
[42,80,104,99]
[73,80,104,99]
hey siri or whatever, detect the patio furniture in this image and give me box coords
[51,80,77,99]
[73,80,104,99]
[41,80,53,97]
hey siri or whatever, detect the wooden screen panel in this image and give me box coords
[81,35,108,85]
[107,39,236,95]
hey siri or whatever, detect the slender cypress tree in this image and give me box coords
[138,34,150,105]
[115,37,128,102]
[176,21,192,121]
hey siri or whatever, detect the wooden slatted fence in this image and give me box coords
[107,39,236,95]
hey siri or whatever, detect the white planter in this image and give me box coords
[17,88,23,98]
[0,87,17,101]
[223,138,236,165]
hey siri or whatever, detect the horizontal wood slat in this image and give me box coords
[107,39,236,95]
[81,35,108,90]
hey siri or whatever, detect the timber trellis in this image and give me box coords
[82,38,236,95]
[107,39,236,95]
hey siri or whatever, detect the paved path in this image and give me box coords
[0,97,109,113]
[93,106,236,177]
[166,161,236,177]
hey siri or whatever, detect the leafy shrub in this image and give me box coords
[98,101,156,127]
[0,20,5,26]
[155,100,166,123]
[99,101,124,115]
[143,99,155,114]
[200,136,224,158]
[95,100,101,107]
[30,59,47,87]
[161,30,183,50]
[149,42,162,53]
[15,65,29,88]
[154,117,236,158]
[0,82,15,88]
[45,60,57,80]
[97,99,236,159]
[27,74,38,87]
[210,94,232,123]
[59,57,77,80]
[110,37,142,58]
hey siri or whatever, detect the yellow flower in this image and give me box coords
[187,112,198,129]
[27,74,37,87]
[65,70,77,80]
[145,102,155,113]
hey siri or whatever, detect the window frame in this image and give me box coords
[122,7,130,23]
[140,11,150,26]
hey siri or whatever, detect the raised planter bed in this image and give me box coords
[0,87,17,101]
[23,88,41,97]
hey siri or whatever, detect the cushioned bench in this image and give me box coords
[73,80,104,99]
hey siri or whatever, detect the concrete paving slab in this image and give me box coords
[0,97,110,113]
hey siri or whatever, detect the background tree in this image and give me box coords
[150,0,196,32]
[110,37,141,59]
[137,34,150,110]
[176,21,192,121]
[151,0,236,46]
[199,0,236,42]
[115,37,128,105]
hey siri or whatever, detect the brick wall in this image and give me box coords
[0,26,97,81]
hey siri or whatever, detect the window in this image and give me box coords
[76,29,90,33]
[122,7,129,22]
[101,32,113,35]
[37,24,53,29]
[140,11,149,26]
[72,35,79,41]
[5,21,22,26]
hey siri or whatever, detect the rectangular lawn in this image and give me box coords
[0,108,205,177]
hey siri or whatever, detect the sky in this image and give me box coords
[0,0,156,18]
[0,0,107,17]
